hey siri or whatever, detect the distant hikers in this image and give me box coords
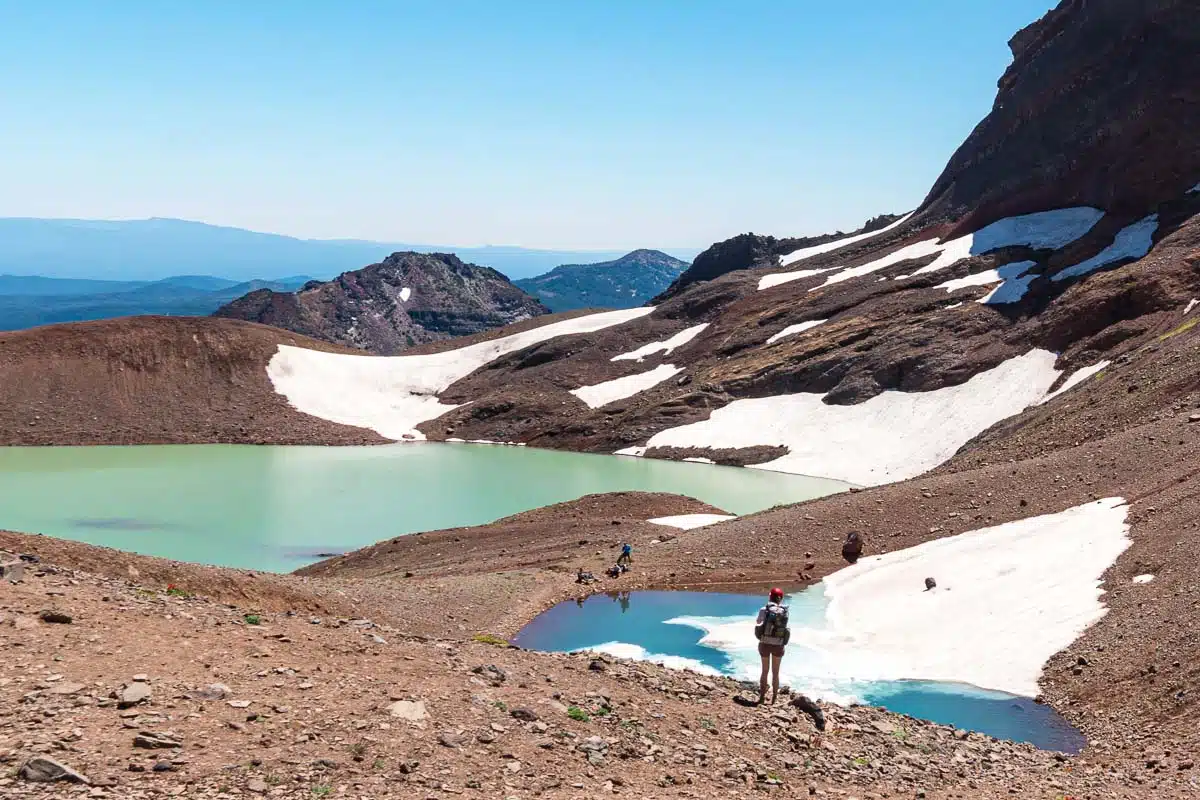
[842,531,863,564]
[617,542,633,568]
[754,587,790,704]
[575,568,595,584]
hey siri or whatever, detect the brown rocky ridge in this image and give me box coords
[214,251,550,355]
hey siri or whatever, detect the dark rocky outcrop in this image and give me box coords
[655,214,903,302]
[916,0,1200,234]
[214,252,549,355]
[514,249,688,312]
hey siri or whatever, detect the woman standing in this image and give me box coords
[754,587,790,704]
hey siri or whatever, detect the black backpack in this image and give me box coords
[755,603,790,645]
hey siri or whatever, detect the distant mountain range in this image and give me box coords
[513,249,689,312]
[0,217,699,282]
[0,274,312,331]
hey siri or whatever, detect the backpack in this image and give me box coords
[755,603,790,645]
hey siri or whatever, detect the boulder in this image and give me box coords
[133,731,182,749]
[19,756,90,785]
[925,577,937,590]
[387,699,428,725]
[841,531,864,564]
[118,682,152,709]
[39,609,72,624]
[790,695,826,732]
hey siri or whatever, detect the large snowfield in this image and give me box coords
[268,307,654,440]
[673,498,1130,699]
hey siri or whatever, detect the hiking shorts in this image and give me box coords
[758,642,785,658]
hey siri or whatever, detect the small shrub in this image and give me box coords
[493,700,508,712]
[699,717,715,730]
[312,785,332,797]
[1158,318,1199,342]
[567,706,590,722]
[472,633,509,647]
[244,613,262,626]
[165,585,192,598]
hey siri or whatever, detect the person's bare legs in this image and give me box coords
[770,652,783,703]
[758,653,770,703]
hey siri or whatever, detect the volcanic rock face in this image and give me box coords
[214,252,549,355]
[655,215,903,301]
[514,249,689,312]
[916,0,1200,234]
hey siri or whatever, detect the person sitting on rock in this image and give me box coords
[576,568,595,584]
[754,587,790,704]
[605,564,622,579]
[617,543,633,568]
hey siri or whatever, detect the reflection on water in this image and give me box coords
[513,590,1086,752]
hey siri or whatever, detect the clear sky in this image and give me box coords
[0,1,1057,249]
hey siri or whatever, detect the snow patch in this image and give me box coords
[614,446,647,457]
[612,323,709,362]
[1132,574,1155,584]
[943,302,963,310]
[1185,299,1199,316]
[647,514,736,530]
[267,307,655,440]
[935,270,1002,293]
[977,261,1039,305]
[1052,215,1159,282]
[399,287,412,302]
[777,213,913,267]
[585,642,722,677]
[766,208,1101,293]
[570,364,683,409]
[642,350,1062,486]
[682,456,715,464]
[758,266,840,291]
[682,499,1129,698]
[766,319,828,345]
[1040,361,1110,404]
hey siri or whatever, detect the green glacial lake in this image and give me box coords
[0,444,847,572]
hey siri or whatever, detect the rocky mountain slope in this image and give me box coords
[513,249,688,311]
[213,252,549,355]
[0,3,1198,796]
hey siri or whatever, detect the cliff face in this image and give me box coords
[214,252,549,355]
[916,0,1200,234]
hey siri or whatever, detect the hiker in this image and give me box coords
[754,587,790,704]
[605,564,621,579]
[617,542,633,568]
[842,531,863,564]
[576,568,595,584]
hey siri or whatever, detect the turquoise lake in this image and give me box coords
[0,443,847,572]
[512,590,1085,752]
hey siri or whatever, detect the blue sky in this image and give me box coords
[0,1,1057,249]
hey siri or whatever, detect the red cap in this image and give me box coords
[769,587,784,602]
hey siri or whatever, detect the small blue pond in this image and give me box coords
[512,590,1085,753]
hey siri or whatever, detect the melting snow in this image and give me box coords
[612,323,709,362]
[399,287,412,302]
[804,498,1130,697]
[943,302,963,310]
[766,319,828,345]
[934,270,1003,293]
[758,266,840,291]
[1052,214,1159,282]
[1040,361,1110,404]
[267,307,655,440]
[1132,574,1155,584]
[761,207,1101,293]
[647,514,736,530]
[1185,299,1199,316]
[642,350,1063,486]
[586,643,722,677]
[977,261,1039,305]
[777,214,913,267]
[614,446,648,457]
[570,364,683,409]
